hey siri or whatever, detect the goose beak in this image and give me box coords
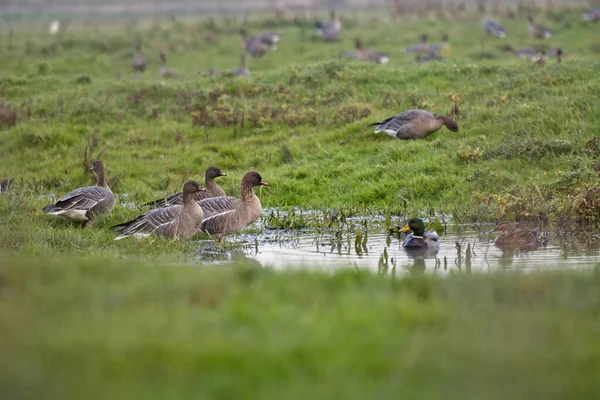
[260,181,269,186]
[220,172,227,176]
[399,224,411,233]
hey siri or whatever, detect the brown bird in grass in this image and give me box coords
[159,51,180,78]
[528,16,553,39]
[488,221,540,246]
[240,28,278,58]
[351,39,389,64]
[315,10,342,42]
[0,178,14,193]
[370,109,458,140]
[131,43,147,73]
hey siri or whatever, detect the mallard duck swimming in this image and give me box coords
[42,160,115,226]
[483,18,506,37]
[527,16,553,39]
[399,218,440,250]
[370,109,458,140]
[488,221,540,246]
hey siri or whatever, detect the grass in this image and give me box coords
[1,254,600,399]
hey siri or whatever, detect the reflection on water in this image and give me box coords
[197,219,600,274]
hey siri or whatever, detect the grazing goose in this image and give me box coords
[429,33,451,57]
[240,29,274,58]
[483,18,506,37]
[371,110,458,140]
[514,47,539,60]
[131,43,147,73]
[199,171,268,243]
[582,8,600,22]
[547,47,564,63]
[488,221,539,246]
[144,166,227,208]
[527,16,553,39]
[0,178,14,193]
[254,31,280,49]
[113,181,205,240]
[353,39,389,64]
[404,34,429,53]
[42,160,115,226]
[399,218,440,251]
[232,54,250,78]
[416,51,444,63]
[159,51,180,78]
[315,10,342,41]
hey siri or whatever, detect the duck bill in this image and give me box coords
[399,224,411,233]
[260,181,269,186]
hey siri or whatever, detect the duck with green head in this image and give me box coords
[399,218,440,250]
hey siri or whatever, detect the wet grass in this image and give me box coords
[1,254,600,399]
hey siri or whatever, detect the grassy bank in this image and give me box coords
[1,254,599,399]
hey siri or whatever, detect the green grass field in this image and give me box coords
[1,6,600,398]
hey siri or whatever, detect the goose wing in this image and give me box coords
[198,196,243,219]
[43,186,110,213]
[372,110,431,133]
[113,205,181,237]
[145,188,216,208]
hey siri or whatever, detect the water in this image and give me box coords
[198,217,600,274]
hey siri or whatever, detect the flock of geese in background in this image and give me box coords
[124,7,600,79]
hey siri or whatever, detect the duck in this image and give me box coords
[352,39,389,64]
[488,221,540,246]
[113,180,205,240]
[370,109,458,140]
[399,218,440,250]
[483,18,506,37]
[144,166,227,208]
[131,43,147,73]
[159,51,180,78]
[240,29,278,58]
[199,170,268,243]
[0,178,13,193]
[42,160,115,226]
[429,33,451,57]
[315,10,342,41]
[232,54,250,78]
[582,8,600,22]
[527,16,553,39]
[404,34,429,53]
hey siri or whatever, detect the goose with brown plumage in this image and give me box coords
[370,109,458,140]
[131,43,147,73]
[352,39,389,64]
[199,171,268,243]
[113,180,205,240]
[315,10,342,42]
[528,16,553,39]
[42,160,115,226]
[144,166,227,208]
[0,178,14,193]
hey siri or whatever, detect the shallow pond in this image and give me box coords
[198,215,600,274]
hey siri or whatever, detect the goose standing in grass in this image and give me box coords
[488,221,540,247]
[131,43,147,73]
[370,109,458,140]
[315,10,342,42]
[199,171,268,243]
[240,29,278,58]
[527,16,553,39]
[483,18,506,37]
[232,54,250,78]
[514,47,540,60]
[42,160,115,226]
[399,218,440,251]
[159,51,180,78]
[0,178,14,193]
[113,180,205,240]
[582,8,600,22]
[404,34,429,53]
[144,166,227,208]
[352,39,389,64]
[429,33,451,57]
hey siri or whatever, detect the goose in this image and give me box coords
[254,31,280,49]
[239,29,275,57]
[404,34,429,53]
[488,221,539,246]
[399,218,440,250]
[582,8,600,22]
[514,47,539,61]
[144,166,227,208]
[315,10,342,41]
[527,16,553,39]
[113,180,205,240]
[232,54,250,78]
[159,51,180,78]
[371,110,458,140]
[0,178,14,193]
[199,171,268,243]
[483,18,506,37]
[131,43,147,73]
[429,33,451,57]
[42,160,115,226]
[352,39,389,64]
[547,47,564,62]
[416,51,444,63]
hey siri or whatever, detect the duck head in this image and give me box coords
[400,218,426,236]
[488,220,513,234]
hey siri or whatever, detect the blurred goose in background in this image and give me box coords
[113,181,205,240]
[528,16,553,39]
[488,221,540,247]
[159,51,180,78]
[429,33,451,57]
[514,47,539,60]
[254,31,280,49]
[315,10,342,41]
[0,178,14,193]
[370,109,458,140]
[131,43,147,73]
[483,18,506,37]
[240,29,278,57]
[405,34,429,53]
[352,39,389,64]
[232,54,250,78]
[582,8,600,22]
[399,218,440,251]
[199,171,268,243]
[144,166,227,208]
[416,52,444,63]
[42,160,115,226]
